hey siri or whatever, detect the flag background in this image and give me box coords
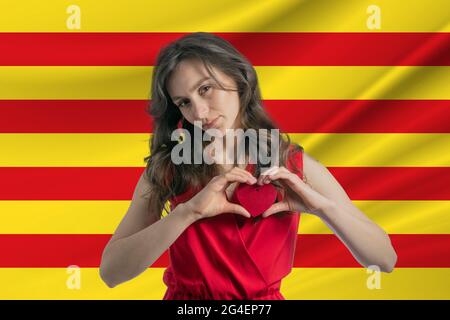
[0,0,449,299]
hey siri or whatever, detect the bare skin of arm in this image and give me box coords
[99,173,197,288]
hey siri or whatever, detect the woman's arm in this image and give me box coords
[303,152,398,272]
[316,202,397,272]
[99,173,198,288]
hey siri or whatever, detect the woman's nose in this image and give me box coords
[191,100,209,121]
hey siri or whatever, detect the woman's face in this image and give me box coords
[167,58,241,135]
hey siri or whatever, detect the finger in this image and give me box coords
[263,175,273,184]
[276,167,306,184]
[239,171,257,184]
[262,201,290,218]
[217,172,254,191]
[223,202,251,218]
[230,167,257,182]
[213,174,243,191]
[266,171,300,189]
[258,166,279,185]
[259,169,283,185]
[224,173,250,186]
[225,171,256,184]
[260,166,279,176]
[266,166,290,178]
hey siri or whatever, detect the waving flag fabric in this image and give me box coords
[0,0,449,299]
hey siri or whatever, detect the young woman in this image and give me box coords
[99,32,397,300]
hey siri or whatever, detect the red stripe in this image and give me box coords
[0,167,449,200]
[294,234,450,268]
[0,32,449,66]
[0,100,153,133]
[0,234,447,268]
[1,100,449,133]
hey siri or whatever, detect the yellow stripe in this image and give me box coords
[299,200,450,234]
[283,268,450,300]
[0,268,448,299]
[1,133,449,167]
[1,0,449,32]
[0,268,166,300]
[259,66,450,100]
[0,67,149,100]
[0,134,151,167]
[1,66,449,99]
[0,200,449,234]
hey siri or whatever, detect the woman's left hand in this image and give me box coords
[257,166,335,218]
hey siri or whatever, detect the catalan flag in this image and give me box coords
[0,0,449,300]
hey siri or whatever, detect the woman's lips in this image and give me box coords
[204,116,221,130]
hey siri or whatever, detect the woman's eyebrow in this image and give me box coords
[171,76,211,101]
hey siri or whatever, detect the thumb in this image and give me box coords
[223,202,251,218]
[262,201,289,218]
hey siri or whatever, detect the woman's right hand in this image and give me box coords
[185,167,257,221]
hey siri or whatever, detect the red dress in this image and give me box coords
[162,146,304,300]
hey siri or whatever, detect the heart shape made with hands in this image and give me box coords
[231,182,279,218]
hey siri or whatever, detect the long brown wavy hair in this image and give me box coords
[143,32,303,219]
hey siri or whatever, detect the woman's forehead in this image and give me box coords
[167,60,211,94]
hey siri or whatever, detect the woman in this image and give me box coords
[99,32,397,300]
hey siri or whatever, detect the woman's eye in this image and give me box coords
[177,100,188,108]
[177,85,211,108]
[200,85,211,95]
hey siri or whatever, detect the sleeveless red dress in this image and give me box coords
[162,146,304,300]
